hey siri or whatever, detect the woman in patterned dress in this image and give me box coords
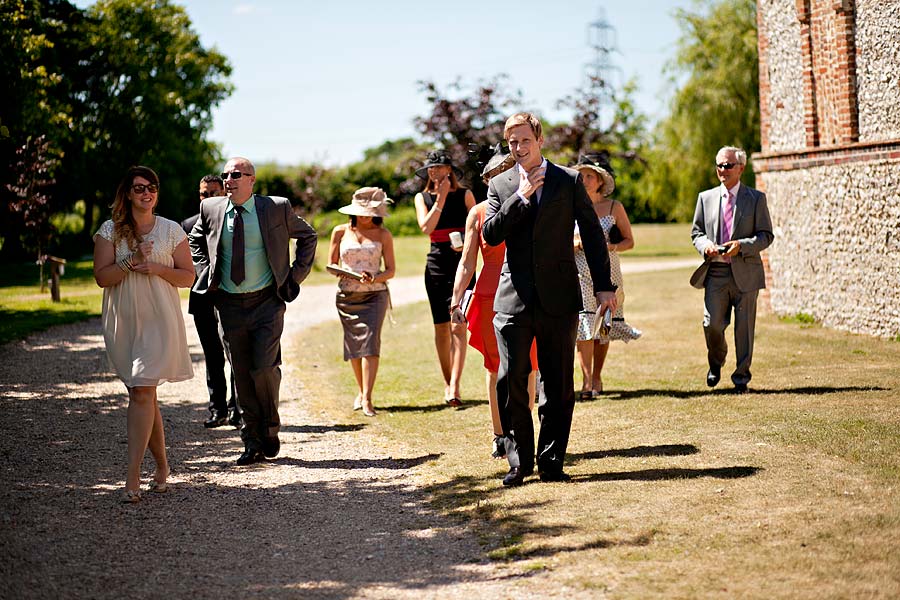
[328,187,396,417]
[93,166,195,503]
[414,150,476,407]
[571,153,641,398]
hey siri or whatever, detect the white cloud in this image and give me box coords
[232,4,256,15]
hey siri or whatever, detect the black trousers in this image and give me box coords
[191,292,237,417]
[213,287,284,446]
[494,302,577,474]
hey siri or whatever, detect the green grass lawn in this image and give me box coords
[284,266,900,597]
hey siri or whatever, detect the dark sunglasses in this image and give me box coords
[131,184,159,194]
[199,191,214,198]
[716,162,737,170]
[221,171,252,180]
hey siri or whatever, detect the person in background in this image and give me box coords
[328,187,395,417]
[181,174,240,429]
[690,146,774,394]
[451,144,537,459]
[93,166,195,503]
[189,157,317,466]
[570,153,641,398]
[414,150,477,407]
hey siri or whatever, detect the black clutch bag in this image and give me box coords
[608,224,624,244]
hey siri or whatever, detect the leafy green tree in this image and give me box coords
[640,0,759,221]
[0,0,78,258]
[65,0,233,240]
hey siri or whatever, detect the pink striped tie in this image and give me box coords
[721,192,734,242]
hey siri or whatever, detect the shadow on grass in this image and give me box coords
[568,444,700,462]
[597,385,889,401]
[378,399,487,413]
[573,466,760,483]
[281,423,366,434]
[275,453,442,470]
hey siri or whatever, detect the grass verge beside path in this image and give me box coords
[288,267,900,598]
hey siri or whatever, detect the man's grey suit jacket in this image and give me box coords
[690,184,774,291]
[189,194,317,302]
[482,161,615,317]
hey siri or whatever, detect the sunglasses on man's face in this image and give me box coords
[716,162,737,170]
[131,184,159,194]
[221,171,251,180]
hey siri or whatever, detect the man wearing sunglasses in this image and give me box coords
[690,146,774,394]
[181,175,241,430]
[190,157,317,465]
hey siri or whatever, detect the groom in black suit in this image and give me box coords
[483,113,617,486]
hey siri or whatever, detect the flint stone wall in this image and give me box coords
[761,160,900,338]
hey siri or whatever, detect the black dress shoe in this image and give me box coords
[502,466,532,487]
[204,414,229,429]
[261,435,280,458]
[227,411,242,428]
[539,470,572,483]
[236,447,263,466]
[707,365,721,388]
[734,383,749,394]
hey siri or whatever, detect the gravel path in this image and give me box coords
[0,259,693,599]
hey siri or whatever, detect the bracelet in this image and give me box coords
[449,304,460,313]
[117,255,135,272]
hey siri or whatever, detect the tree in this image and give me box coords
[64,0,233,241]
[0,0,77,259]
[640,0,759,221]
[545,77,662,222]
[413,77,522,201]
[6,135,60,262]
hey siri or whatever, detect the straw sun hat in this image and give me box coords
[338,187,392,218]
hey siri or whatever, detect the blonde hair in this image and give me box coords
[503,112,542,141]
[111,166,159,250]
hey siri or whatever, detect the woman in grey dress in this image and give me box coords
[328,187,396,416]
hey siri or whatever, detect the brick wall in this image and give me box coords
[755,0,900,338]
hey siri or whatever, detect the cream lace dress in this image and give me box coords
[94,217,193,387]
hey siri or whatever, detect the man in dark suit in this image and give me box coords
[690,146,774,394]
[190,157,317,465]
[482,112,617,486]
[181,174,240,429]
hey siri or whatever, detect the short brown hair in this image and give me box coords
[503,112,542,141]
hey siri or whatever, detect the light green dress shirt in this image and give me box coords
[219,195,274,293]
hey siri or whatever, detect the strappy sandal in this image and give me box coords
[353,394,363,411]
[121,490,142,504]
[147,481,169,493]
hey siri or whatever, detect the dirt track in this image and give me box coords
[0,261,694,599]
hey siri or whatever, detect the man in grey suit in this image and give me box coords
[690,146,774,394]
[190,157,317,465]
[483,112,617,486]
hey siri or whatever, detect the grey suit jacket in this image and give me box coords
[189,194,317,303]
[482,161,615,316]
[690,184,774,292]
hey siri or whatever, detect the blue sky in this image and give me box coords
[74,0,698,165]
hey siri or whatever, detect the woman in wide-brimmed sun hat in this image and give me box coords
[570,152,641,399]
[413,149,476,407]
[328,187,396,417]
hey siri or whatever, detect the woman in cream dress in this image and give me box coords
[93,166,194,503]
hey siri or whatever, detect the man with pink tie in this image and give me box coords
[690,146,774,394]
